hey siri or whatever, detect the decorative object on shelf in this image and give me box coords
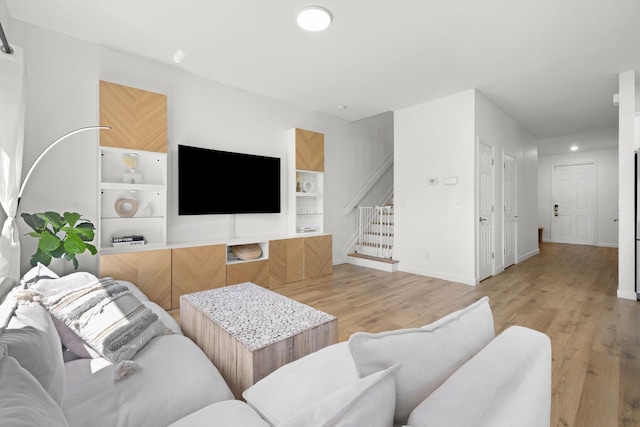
[231,243,262,261]
[110,234,144,243]
[114,197,138,218]
[296,226,316,233]
[144,203,153,217]
[110,234,145,248]
[302,178,315,193]
[122,153,142,184]
[20,211,97,270]
[296,172,301,193]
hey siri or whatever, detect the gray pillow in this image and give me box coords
[0,295,66,406]
[0,346,69,427]
[348,296,495,426]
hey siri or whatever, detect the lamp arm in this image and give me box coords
[17,126,111,201]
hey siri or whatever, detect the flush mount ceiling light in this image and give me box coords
[570,145,579,151]
[297,6,332,31]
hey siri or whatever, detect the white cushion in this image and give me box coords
[279,362,400,427]
[348,296,495,426]
[63,334,234,427]
[243,341,359,425]
[1,290,66,406]
[30,272,169,363]
[0,346,69,427]
[407,326,552,427]
[169,400,270,427]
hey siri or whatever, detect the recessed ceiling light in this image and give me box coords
[173,49,185,63]
[570,145,578,151]
[297,6,332,32]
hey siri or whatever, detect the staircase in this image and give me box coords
[347,204,398,272]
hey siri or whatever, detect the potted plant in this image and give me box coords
[21,211,97,270]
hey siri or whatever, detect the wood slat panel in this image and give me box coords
[99,249,172,309]
[269,238,304,286]
[295,128,324,172]
[303,235,332,279]
[268,239,287,286]
[227,260,270,287]
[171,245,227,308]
[286,238,304,283]
[99,80,167,153]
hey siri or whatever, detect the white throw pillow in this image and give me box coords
[30,272,169,363]
[0,289,66,406]
[0,345,69,427]
[348,296,495,426]
[243,341,359,426]
[279,362,400,427]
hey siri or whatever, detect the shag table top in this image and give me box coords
[181,282,336,351]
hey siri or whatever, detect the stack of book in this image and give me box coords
[111,234,145,247]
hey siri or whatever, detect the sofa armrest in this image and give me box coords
[407,326,551,427]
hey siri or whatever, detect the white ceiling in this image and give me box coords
[5,0,640,140]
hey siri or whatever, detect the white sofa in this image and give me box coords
[0,265,552,427]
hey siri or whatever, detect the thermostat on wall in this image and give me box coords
[443,176,458,185]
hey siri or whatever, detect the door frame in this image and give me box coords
[502,151,517,268]
[550,161,598,245]
[476,137,495,283]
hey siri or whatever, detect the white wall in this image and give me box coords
[537,133,618,248]
[394,90,477,285]
[475,92,540,269]
[394,90,539,286]
[10,20,393,277]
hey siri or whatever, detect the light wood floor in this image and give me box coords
[176,242,640,427]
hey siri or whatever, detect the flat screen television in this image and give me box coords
[178,144,281,215]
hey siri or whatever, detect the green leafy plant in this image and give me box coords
[21,211,97,270]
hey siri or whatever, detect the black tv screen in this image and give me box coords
[178,144,281,215]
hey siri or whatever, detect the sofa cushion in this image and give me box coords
[0,346,69,427]
[168,400,270,427]
[279,362,400,427]
[63,334,234,427]
[243,341,360,425]
[348,296,494,426]
[30,272,169,363]
[0,287,65,406]
[407,326,552,427]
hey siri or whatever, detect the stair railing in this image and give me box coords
[356,205,394,258]
[342,154,394,215]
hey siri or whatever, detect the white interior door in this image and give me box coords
[551,163,596,245]
[478,140,494,281]
[503,153,516,268]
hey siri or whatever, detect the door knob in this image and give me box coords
[479,217,487,222]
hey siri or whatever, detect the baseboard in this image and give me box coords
[617,289,637,301]
[398,265,476,287]
[597,243,619,248]
[517,248,540,263]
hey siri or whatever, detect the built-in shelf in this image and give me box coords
[99,146,167,250]
[287,128,325,235]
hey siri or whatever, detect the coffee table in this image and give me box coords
[180,282,338,399]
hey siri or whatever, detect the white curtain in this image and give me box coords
[0,45,25,301]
